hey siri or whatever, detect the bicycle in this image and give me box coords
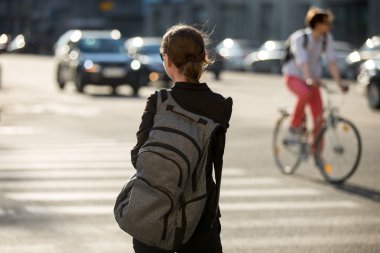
[272,82,362,184]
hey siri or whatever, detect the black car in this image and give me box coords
[346,36,380,80]
[125,37,171,87]
[243,40,286,74]
[357,56,380,109]
[54,30,145,95]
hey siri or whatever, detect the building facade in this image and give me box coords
[0,0,378,54]
[0,0,145,54]
[145,0,377,48]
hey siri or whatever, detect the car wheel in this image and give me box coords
[367,81,380,109]
[213,71,221,80]
[75,72,85,93]
[111,86,118,95]
[131,83,139,96]
[270,63,281,74]
[56,65,65,90]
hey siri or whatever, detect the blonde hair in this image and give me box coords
[161,24,212,83]
[305,7,334,28]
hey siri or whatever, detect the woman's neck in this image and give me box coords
[312,29,324,40]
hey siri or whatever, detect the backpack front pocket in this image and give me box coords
[181,193,207,242]
[123,178,174,246]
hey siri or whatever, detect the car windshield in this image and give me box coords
[136,44,161,55]
[359,37,380,52]
[78,38,126,54]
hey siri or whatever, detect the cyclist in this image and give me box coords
[282,6,349,147]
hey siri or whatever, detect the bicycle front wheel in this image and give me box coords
[273,113,302,174]
[314,117,362,184]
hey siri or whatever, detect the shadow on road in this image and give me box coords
[333,183,380,203]
[293,173,380,203]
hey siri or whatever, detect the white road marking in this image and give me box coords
[6,188,318,201]
[25,205,112,215]
[220,200,359,211]
[0,161,132,170]
[0,245,58,253]
[0,169,133,179]
[221,188,321,197]
[223,234,380,249]
[221,215,380,228]
[0,177,281,189]
[22,200,359,215]
[0,167,243,179]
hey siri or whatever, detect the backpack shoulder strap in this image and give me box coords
[302,29,308,49]
[322,34,327,52]
[156,89,170,110]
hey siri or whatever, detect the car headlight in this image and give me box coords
[131,60,141,70]
[83,60,101,73]
[347,51,360,64]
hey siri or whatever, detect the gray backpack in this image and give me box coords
[114,90,221,251]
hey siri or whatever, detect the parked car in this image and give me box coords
[346,36,380,80]
[357,55,380,109]
[215,38,257,71]
[203,38,224,80]
[243,40,286,74]
[322,41,354,78]
[54,30,145,95]
[125,36,170,87]
[0,34,10,53]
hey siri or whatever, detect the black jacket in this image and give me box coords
[131,82,233,227]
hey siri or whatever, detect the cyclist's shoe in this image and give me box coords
[283,127,302,146]
[315,157,326,170]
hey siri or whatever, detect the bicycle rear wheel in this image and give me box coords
[314,117,362,184]
[273,112,302,174]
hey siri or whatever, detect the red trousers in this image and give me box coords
[285,75,324,142]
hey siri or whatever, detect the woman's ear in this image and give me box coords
[166,56,173,67]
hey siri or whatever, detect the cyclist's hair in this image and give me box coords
[161,24,213,83]
[305,7,334,29]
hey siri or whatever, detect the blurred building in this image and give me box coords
[145,0,378,48]
[0,0,378,54]
[0,0,145,54]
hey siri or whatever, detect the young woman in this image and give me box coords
[130,24,233,253]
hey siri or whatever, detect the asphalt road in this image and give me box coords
[0,55,379,253]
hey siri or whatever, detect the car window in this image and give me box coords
[359,38,380,52]
[78,38,126,54]
[135,44,161,55]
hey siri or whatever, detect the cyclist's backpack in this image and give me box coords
[282,29,327,65]
[114,89,221,251]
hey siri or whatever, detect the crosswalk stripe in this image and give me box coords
[220,188,320,197]
[0,161,132,170]
[0,177,281,189]
[0,167,245,178]
[0,169,133,179]
[221,215,380,228]
[25,205,112,215]
[5,188,321,201]
[22,200,359,215]
[0,148,132,156]
[81,234,380,252]
[0,154,131,162]
[220,201,359,210]
[0,245,57,253]
[223,234,380,249]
